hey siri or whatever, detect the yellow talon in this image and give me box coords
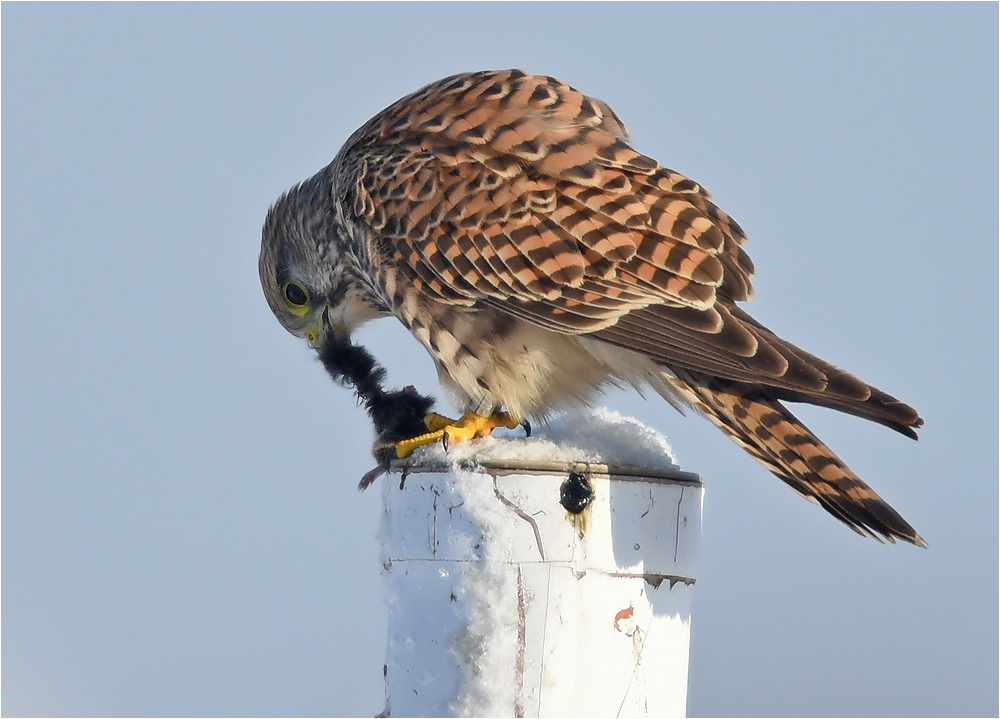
[395,411,520,458]
[422,413,456,433]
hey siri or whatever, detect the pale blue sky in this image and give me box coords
[3,3,997,717]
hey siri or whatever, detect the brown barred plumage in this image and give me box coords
[260,69,925,546]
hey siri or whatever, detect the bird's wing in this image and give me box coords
[343,72,748,321]
[339,69,920,434]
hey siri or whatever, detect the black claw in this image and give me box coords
[520,419,532,438]
[442,432,450,452]
[359,465,387,491]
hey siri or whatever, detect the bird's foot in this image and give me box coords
[394,411,522,458]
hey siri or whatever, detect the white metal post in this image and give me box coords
[377,412,702,718]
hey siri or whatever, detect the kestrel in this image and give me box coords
[260,70,924,546]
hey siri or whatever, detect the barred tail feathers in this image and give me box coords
[666,369,925,546]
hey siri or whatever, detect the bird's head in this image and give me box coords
[259,176,384,349]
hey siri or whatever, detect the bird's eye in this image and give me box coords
[283,281,310,313]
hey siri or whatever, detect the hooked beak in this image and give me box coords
[307,306,349,349]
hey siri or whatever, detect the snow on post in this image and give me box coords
[378,409,703,718]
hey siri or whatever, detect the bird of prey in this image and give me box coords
[260,69,924,546]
